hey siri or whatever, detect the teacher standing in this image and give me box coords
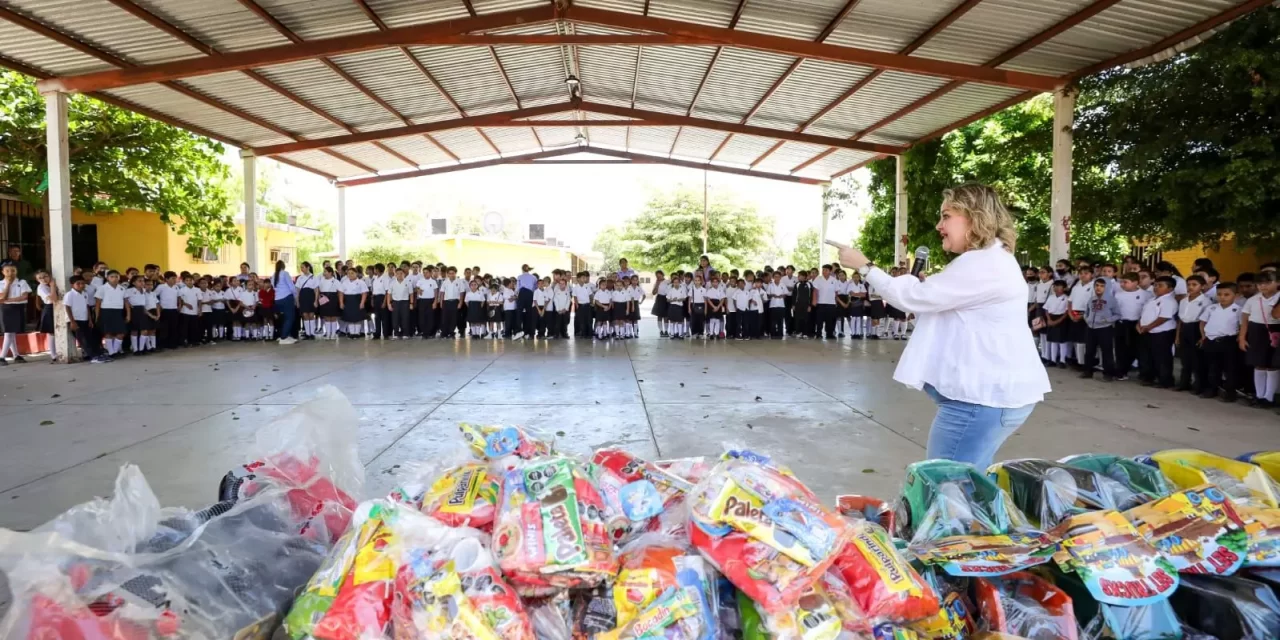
[515,264,538,339]
[834,183,1050,468]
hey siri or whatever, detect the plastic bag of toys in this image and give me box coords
[989,459,1152,530]
[391,514,534,640]
[598,534,719,640]
[1060,455,1173,502]
[0,464,331,640]
[590,449,694,545]
[1170,574,1280,638]
[388,454,501,531]
[686,451,855,614]
[491,456,617,595]
[219,385,364,542]
[896,461,1055,577]
[832,520,939,625]
[460,423,553,471]
[973,572,1079,640]
[1240,451,1280,483]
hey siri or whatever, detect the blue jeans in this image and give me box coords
[277,294,296,340]
[923,384,1037,469]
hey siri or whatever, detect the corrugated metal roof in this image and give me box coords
[0,0,1264,182]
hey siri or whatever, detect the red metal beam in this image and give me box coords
[337,146,828,187]
[563,5,1059,91]
[1068,0,1274,80]
[35,5,558,94]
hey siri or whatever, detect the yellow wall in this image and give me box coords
[423,237,576,276]
[1161,238,1273,280]
[166,224,305,275]
[72,209,169,271]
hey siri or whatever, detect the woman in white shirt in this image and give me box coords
[833,183,1051,468]
[35,271,59,363]
[317,267,341,339]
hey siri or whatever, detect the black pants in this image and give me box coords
[1114,320,1139,377]
[794,308,811,337]
[1177,321,1205,391]
[770,307,785,337]
[691,304,706,336]
[393,300,411,337]
[1142,330,1176,387]
[418,303,436,337]
[440,302,457,337]
[516,288,534,336]
[1204,337,1239,398]
[503,309,518,337]
[817,304,837,338]
[160,308,180,348]
[457,300,468,335]
[738,312,757,339]
[560,309,572,338]
[371,295,389,338]
[1084,325,1116,377]
[537,310,552,337]
[727,311,738,338]
[783,296,794,334]
[574,306,590,337]
[72,321,99,359]
[181,313,200,346]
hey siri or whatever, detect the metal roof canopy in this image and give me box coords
[1,0,1269,186]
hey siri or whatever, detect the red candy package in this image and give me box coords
[832,521,939,625]
[389,460,500,531]
[687,455,855,614]
[973,572,1078,640]
[393,535,534,640]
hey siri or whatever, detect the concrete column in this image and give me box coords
[44,91,78,362]
[894,155,908,267]
[1050,87,1076,263]
[336,185,347,261]
[240,150,258,272]
[819,189,829,265]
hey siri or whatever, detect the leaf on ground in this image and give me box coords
[1187,426,1200,431]
[232,416,239,421]
[39,420,54,426]
[862,468,876,474]
[754,396,762,402]
[1146,404,1159,409]
[679,382,685,387]
[50,394,60,398]
[556,431,566,437]
[746,423,753,429]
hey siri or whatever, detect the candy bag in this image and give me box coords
[833,520,939,624]
[491,456,617,594]
[607,535,718,640]
[390,457,501,531]
[838,495,897,532]
[592,449,695,544]
[687,454,854,614]
[972,572,1078,640]
[460,423,552,469]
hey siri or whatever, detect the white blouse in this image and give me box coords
[864,240,1051,408]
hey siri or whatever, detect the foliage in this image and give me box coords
[355,209,440,266]
[350,243,438,267]
[861,96,1127,268]
[1072,6,1280,253]
[233,161,334,264]
[0,71,237,255]
[792,227,821,269]
[619,189,768,273]
[592,225,625,270]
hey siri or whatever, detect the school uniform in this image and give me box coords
[749,287,766,338]
[440,278,462,338]
[465,289,488,328]
[415,277,438,337]
[592,289,613,332]
[95,283,128,336]
[64,289,99,359]
[866,281,885,323]
[153,283,180,348]
[370,274,392,339]
[37,283,56,335]
[629,286,644,328]
[553,285,572,338]
[529,287,549,337]
[237,288,259,330]
[317,277,340,318]
[812,275,838,339]
[611,288,631,326]
[652,281,670,321]
[766,282,787,338]
[845,280,866,332]
[209,289,225,338]
[1201,302,1242,399]
[689,285,707,336]
[705,286,725,336]
[1242,292,1280,369]
[792,280,814,337]
[1113,288,1151,377]
[1,279,31,335]
[666,284,686,324]
[571,283,592,337]
[1139,292,1178,387]
[501,285,520,338]
[388,278,413,337]
[732,288,752,339]
[177,285,201,345]
[297,273,318,315]
[457,282,470,336]
[781,274,796,334]
[1042,293,1070,345]
[1082,291,1118,378]
[1176,294,1212,391]
[338,278,369,325]
[1068,279,1095,347]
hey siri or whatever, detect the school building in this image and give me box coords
[1130,237,1276,279]
[417,235,590,277]
[1,193,321,276]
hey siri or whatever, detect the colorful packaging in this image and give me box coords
[687,456,854,614]
[491,456,617,594]
[972,572,1078,640]
[607,536,718,640]
[390,460,501,530]
[1125,485,1248,576]
[1061,454,1173,501]
[1240,451,1280,483]
[838,495,897,532]
[392,535,534,640]
[909,569,976,640]
[897,461,1055,577]
[989,459,1152,530]
[1049,510,1179,606]
[833,521,940,624]
[460,423,553,469]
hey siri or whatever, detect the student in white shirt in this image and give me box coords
[338,269,369,337]
[766,272,788,339]
[439,267,463,339]
[64,276,106,362]
[811,265,839,339]
[552,277,573,339]
[154,271,181,349]
[387,268,413,339]
[1137,276,1178,388]
[1239,270,1280,407]
[531,278,552,339]
[689,274,708,339]
[1112,272,1152,380]
[316,267,341,339]
[414,269,439,339]
[295,262,320,339]
[207,279,227,342]
[367,264,390,340]
[1,266,32,364]
[1040,280,1071,366]
[94,270,130,357]
[628,274,645,339]
[572,272,594,339]
[665,276,687,339]
[651,271,670,337]
[593,279,615,340]
[196,277,215,344]
[463,279,488,338]
[831,183,1050,469]
[124,275,149,354]
[1068,266,1097,366]
[1199,282,1241,402]
[177,274,202,347]
[705,274,725,340]
[732,279,753,341]
[239,279,262,340]
[611,280,632,339]
[845,272,867,338]
[1175,275,1212,393]
[34,270,59,363]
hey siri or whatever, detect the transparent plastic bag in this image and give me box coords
[0,464,330,640]
[458,423,553,471]
[1169,574,1280,639]
[387,451,501,531]
[602,533,719,640]
[590,449,694,546]
[832,520,939,624]
[220,385,364,542]
[990,459,1149,530]
[972,572,1079,640]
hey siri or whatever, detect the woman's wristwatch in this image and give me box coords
[858,265,873,277]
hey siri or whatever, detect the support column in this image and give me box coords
[44,91,77,362]
[336,185,347,261]
[894,154,908,267]
[819,188,829,265]
[1050,87,1076,264]
[240,150,258,272]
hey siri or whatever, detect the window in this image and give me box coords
[431,218,447,235]
[199,247,220,262]
[270,248,294,267]
[528,224,545,241]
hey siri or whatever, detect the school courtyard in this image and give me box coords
[3,326,1278,537]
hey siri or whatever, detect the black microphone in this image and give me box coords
[910,246,930,278]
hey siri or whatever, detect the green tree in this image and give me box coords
[620,189,768,273]
[792,227,821,268]
[592,225,625,270]
[1072,6,1280,253]
[0,71,237,255]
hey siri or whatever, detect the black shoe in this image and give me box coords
[1102,375,1115,382]
[1140,380,1155,387]
[1078,372,1093,379]
[1057,362,1067,369]
[1173,385,1192,393]
[1250,398,1273,409]
[13,356,26,363]
[1220,394,1237,403]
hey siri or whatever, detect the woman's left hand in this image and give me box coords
[834,245,870,270]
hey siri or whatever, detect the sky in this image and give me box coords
[233,149,872,257]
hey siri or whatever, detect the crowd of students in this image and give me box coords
[1029,256,1280,408]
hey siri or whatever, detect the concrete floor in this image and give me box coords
[2,322,1278,608]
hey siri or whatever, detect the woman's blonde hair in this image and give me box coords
[941,182,1017,253]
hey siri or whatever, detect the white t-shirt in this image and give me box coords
[571,283,592,304]
[533,288,550,307]
[123,286,146,307]
[465,290,487,304]
[238,289,258,309]
[666,284,686,303]
[593,290,612,306]
[371,274,390,295]
[846,281,867,299]
[2,279,30,307]
[338,278,368,297]
[390,279,413,301]
[37,283,55,305]
[1172,275,1188,297]
[611,289,630,306]
[812,276,837,305]
[1200,303,1241,340]
[1139,293,1177,333]
[94,283,126,310]
[690,286,706,304]
[503,286,518,311]
[749,287,765,311]
[657,281,671,297]
[198,289,214,313]
[1069,280,1095,313]
[705,287,724,309]
[1177,294,1211,325]
[317,277,339,293]
[1114,288,1152,321]
[552,285,571,311]
[1034,280,1053,304]
[210,290,226,310]
[178,287,201,316]
[416,277,438,302]
[1041,293,1068,315]
[64,289,91,321]
[766,283,787,308]
[1244,292,1280,325]
[296,273,319,291]
[732,289,752,312]
[441,278,463,301]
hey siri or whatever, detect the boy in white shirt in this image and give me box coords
[571,272,593,339]
[64,276,107,363]
[732,279,752,341]
[439,267,462,339]
[767,272,788,339]
[552,277,572,339]
[176,274,202,347]
[1068,266,1096,367]
[389,268,413,339]
[533,278,551,339]
[1174,275,1211,393]
[1138,276,1178,388]
[414,269,438,338]
[154,271,180,349]
[1112,272,1151,380]
[1199,282,1241,402]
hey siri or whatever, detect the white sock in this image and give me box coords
[1255,371,1266,398]
[1075,343,1086,363]
[131,335,139,352]
[1267,371,1280,402]
[46,333,57,359]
